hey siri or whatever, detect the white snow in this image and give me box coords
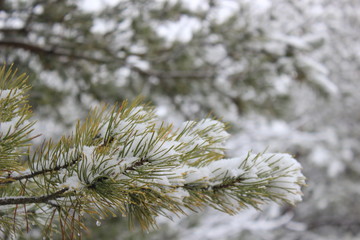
[271,34,310,50]
[297,55,339,95]
[0,89,14,99]
[167,188,190,201]
[59,175,84,191]
[115,156,139,172]
[126,56,150,71]
[79,0,120,12]
[148,140,181,160]
[0,116,21,136]
[156,15,202,43]
[183,166,211,184]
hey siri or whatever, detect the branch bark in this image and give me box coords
[0,188,69,206]
[0,156,81,185]
[124,157,149,171]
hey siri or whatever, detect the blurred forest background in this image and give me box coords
[1,0,360,239]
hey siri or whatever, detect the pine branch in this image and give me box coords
[0,65,306,236]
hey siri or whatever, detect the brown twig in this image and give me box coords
[0,188,69,206]
[0,156,81,185]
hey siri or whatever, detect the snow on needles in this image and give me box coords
[52,104,305,208]
[0,116,22,136]
[178,153,305,205]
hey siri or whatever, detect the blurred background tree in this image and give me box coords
[1,0,359,239]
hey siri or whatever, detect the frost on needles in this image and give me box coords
[0,66,305,238]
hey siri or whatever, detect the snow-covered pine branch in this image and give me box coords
[0,66,305,238]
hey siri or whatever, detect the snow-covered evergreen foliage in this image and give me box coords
[0,66,305,238]
[2,0,359,239]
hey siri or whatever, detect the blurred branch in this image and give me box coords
[0,28,28,34]
[307,217,360,233]
[0,0,5,10]
[130,65,215,79]
[0,40,113,64]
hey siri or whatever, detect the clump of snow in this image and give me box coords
[0,89,13,99]
[78,0,119,13]
[0,116,21,136]
[83,146,96,161]
[126,56,150,71]
[178,153,305,205]
[0,88,23,100]
[270,34,310,50]
[192,119,230,140]
[176,119,230,155]
[264,153,306,204]
[207,158,246,179]
[59,175,84,191]
[180,0,209,12]
[111,156,139,174]
[148,140,181,161]
[167,188,190,201]
[297,55,338,96]
[10,169,31,178]
[156,15,202,43]
[183,166,212,184]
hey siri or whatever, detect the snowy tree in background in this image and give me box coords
[0,66,305,239]
[0,0,332,125]
[1,0,360,239]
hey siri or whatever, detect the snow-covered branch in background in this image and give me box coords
[0,66,305,238]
